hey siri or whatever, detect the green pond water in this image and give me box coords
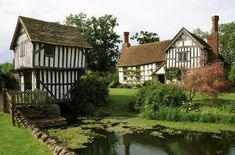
[77,130,235,155]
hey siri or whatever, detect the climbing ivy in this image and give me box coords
[165,67,182,80]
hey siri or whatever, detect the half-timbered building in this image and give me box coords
[118,16,221,84]
[117,33,171,84]
[10,16,91,100]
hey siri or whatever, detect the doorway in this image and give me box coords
[158,74,165,83]
[24,71,32,90]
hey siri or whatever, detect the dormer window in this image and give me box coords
[44,44,54,57]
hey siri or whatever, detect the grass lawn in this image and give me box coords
[0,113,51,155]
[101,87,235,133]
[96,88,139,116]
[126,117,235,133]
[191,87,235,117]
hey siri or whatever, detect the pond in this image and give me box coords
[77,129,235,155]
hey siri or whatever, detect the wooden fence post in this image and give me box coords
[12,94,15,126]
[2,88,8,113]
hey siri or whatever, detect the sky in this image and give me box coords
[0,0,234,63]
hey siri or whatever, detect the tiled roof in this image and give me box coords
[117,40,171,66]
[10,16,91,49]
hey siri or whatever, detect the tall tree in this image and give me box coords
[219,22,235,64]
[130,31,159,44]
[65,13,120,73]
[192,28,209,40]
[179,62,230,102]
[193,22,235,64]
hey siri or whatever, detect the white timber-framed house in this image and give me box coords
[10,16,91,101]
[118,16,224,84]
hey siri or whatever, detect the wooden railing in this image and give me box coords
[2,89,48,126]
[9,90,48,106]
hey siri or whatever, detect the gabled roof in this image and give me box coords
[10,16,91,50]
[117,40,171,67]
[164,27,211,51]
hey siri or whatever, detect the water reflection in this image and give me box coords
[77,130,235,155]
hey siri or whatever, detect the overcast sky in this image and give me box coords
[0,0,234,63]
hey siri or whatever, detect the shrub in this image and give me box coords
[143,106,181,121]
[108,79,119,88]
[135,85,156,111]
[71,76,108,114]
[141,106,235,124]
[103,71,119,87]
[143,80,154,86]
[179,62,231,102]
[2,73,19,89]
[165,67,182,80]
[139,84,187,111]
[136,84,187,119]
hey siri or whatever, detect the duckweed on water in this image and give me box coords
[46,117,235,150]
[80,123,105,130]
[150,131,164,138]
[47,127,95,149]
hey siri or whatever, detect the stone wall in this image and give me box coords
[15,109,77,155]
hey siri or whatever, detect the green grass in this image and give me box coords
[126,117,235,133]
[190,87,235,123]
[101,88,235,133]
[193,87,235,103]
[96,88,139,116]
[0,113,51,155]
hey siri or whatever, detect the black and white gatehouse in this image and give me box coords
[10,16,91,101]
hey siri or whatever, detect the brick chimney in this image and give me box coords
[122,32,130,48]
[207,15,219,58]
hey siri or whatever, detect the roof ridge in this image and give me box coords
[128,39,172,48]
[19,16,77,29]
[10,16,91,49]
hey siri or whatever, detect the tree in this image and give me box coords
[192,28,209,40]
[219,22,235,64]
[229,63,235,85]
[193,22,235,64]
[179,62,230,102]
[0,62,19,89]
[130,31,159,44]
[65,13,121,73]
[0,62,14,73]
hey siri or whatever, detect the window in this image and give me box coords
[44,44,54,57]
[178,52,188,61]
[20,44,26,57]
[123,67,127,81]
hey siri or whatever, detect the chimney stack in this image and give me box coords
[123,32,130,48]
[212,15,219,32]
[207,15,219,59]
